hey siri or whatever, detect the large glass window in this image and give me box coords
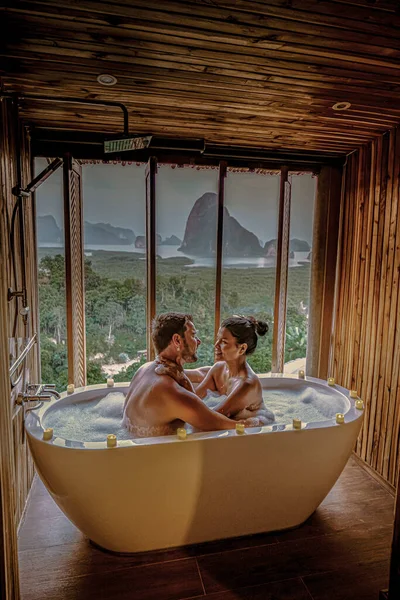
[35,158,317,387]
[284,173,316,374]
[35,158,68,390]
[155,165,219,366]
[82,162,147,384]
[221,170,280,373]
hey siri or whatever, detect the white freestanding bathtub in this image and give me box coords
[25,375,363,553]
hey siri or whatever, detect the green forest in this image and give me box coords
[38,248,310,391]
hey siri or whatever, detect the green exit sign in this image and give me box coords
[104,136,152,153]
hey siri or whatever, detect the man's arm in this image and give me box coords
[163,380,237,432]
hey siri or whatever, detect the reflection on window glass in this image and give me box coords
[284,174,316,374]
[82,162,147,384]
[156,164,219,366]
[221,170,280,374]
[35,158,68,391]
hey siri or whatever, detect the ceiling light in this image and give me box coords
[97,74,118,86]
[332,102,351,111]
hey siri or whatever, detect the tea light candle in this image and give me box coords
[177,427,187,440]
[236,423,245,435]
[107,378,114,388]
[355,399,364,410]
[43,428,53,441]
[349,390,358,399]
[67,383,74,394]
[336,413,345,424]
[327,377,335,386]
[107,434,117,448]
[293,418,302,430]
[298,370,305,379]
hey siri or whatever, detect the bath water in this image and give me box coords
[43,386,347,442]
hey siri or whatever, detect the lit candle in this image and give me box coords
[327,377,335,386]
[293,418,302,430]
[177,427,187,440]
[107,434,117,448]
[336,413,345,424]
[355,399,364,410]
[43,428,53,441]
[298,370,305,379]
[236,423,245,435]
[67,384,74,394]
[349,390,358,399]
[107,378,114,388]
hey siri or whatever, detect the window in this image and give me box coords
[35,158,68,390]
[221,169,280,373]
[82,163,147,384]
[35,158,318,387]
[156,165,219,366]
[284,174,316,373]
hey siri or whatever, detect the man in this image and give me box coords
[122,312,237,437]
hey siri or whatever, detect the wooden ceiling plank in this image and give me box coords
[4,2,400,61]
[8,24,400,91]
[6,12,400,81]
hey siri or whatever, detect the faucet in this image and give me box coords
[16,383,59,405]
[41,384,61,399]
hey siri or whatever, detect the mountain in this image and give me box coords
[290,238,311,252]
[37,215,62,244]
[178,193,263,257]
[162,235,182,245]
[84,222,135,245]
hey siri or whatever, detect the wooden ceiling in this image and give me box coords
[2,0,400,156]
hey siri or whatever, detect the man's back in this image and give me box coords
[123,362,184,437]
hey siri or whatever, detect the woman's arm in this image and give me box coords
[194,365,220,398]
[213,379,254,417]
[184,366,212,384]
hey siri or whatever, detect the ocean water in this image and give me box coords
[39,243,310,268]
[42,386,346,442]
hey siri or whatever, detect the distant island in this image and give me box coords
[37,215,136,246]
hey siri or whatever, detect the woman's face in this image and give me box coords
[214,327,247,362]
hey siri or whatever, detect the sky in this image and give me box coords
[35,159,316,244]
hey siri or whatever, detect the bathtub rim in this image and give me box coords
[25,373,363,450]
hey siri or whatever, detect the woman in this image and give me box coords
[196,316,275,426]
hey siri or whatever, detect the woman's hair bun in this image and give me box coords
[255,319,268,337]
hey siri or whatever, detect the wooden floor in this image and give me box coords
[18,457,393,600]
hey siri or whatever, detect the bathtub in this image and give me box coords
[25,374,363,553]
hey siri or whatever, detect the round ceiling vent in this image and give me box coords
[332,101,351,111]
[97,74,118,86]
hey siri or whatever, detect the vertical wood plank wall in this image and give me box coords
[332,128,400,488]
[0,97,39,598]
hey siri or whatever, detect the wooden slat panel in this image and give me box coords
[63,155,86,387]
[145,156,157,360]
[0,97,38,599]
[332,124,400,488]
[214,161,227,341]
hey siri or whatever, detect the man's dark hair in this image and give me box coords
[151,312,193,354]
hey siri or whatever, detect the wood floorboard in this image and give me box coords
[18,459,394,599]
[197,523,392,593]
[188,576,312,599]
[302,560,390,600]
[19,558,204,600]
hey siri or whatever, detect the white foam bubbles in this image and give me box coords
[43,392,133,442]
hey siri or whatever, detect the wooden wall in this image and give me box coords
[0,96,39,599]
[332,127,400,489]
